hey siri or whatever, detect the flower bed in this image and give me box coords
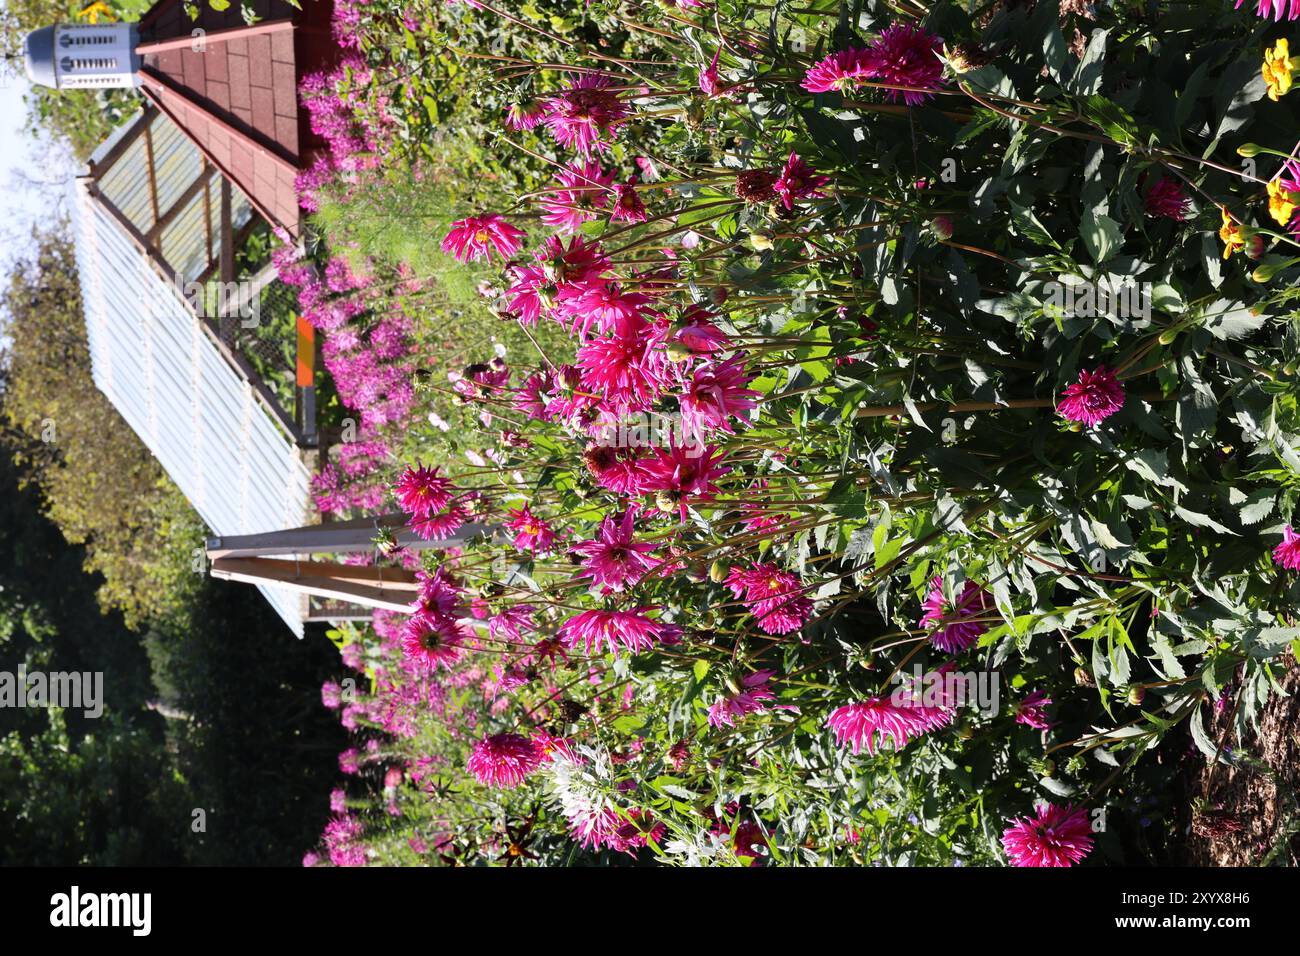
[294,0,1300,867]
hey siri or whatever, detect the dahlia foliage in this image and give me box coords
[294,0,1300,867]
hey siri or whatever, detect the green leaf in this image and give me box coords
[1080,210,1122,264]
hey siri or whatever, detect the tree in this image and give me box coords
[0,223,204,627]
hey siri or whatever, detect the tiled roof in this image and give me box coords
[132,0,335,237]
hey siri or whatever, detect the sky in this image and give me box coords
[0,61,79,280]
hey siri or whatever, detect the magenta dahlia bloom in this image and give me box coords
[672,305,729,354]
[505,99,548,131]
[826,696,953,755]
[506,504,557,554]
[411,567,463,618]
[394,464,453,517]
[610,180,648,223]
[1057,366,1125,426]
[1144,176,1190,221]
[572,508,660,592]
[801,47,873,94]
[708,670,777,728]
[487,604,536,645]
[467,733,543,789]
[408,505,467,541]
[861,23,946,105]
[540,161,614,233]
[676,354,760,442]
[1273,525,1300,570]
[773,152,830,211]
[541,74,630,156]
[558,608,665,656]
[558,280,652,338]
[1014,690,1054,730]
[441,214,526,263]
[401,613,465,672]
[919,577,992,653]
[1001,803,1094,867]
[1280,158,1300,195]
[1236,0,1300,20]
[725,564,814,635]
[577,325,669,407]
[637,442,731,517]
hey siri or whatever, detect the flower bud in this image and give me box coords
[1128,685,1146,706]
[655,489,680,513]
[928,215,954,241]
[1236,142,1262,157]
[665,341,694,363]
[709,559,729,583]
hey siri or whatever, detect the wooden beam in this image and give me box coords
[143,122,160,225]
[213,556,420,590]
[85,105,155,182]
[206,518,495,559]
[210,558,417,613]
[219,178,234,284]
[145,163,216,244]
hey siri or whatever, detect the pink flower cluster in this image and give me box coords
[801,24,947,105]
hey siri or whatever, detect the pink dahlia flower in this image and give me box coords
[610,180,648,223]
[637,442,731,518]
[401,613,465,672]
[725,563,814,635]
[708,670,777,728]
[394,464,453,517]
[467,733,543,789]
[505,99,548,131]
[1057,365,1125,426]
[861,23,946,105]
[558,608,665,656]
[411,567,463,619]
[572,507,660,592]
[1143,176,1190,221]
[506,504,557,555]
[676,354,760,442]
[441,214,526,263]
[577,325,669,407]
[773,152,830,211]
[1014,690,1054,730]
[540,161,614,233]
[1273,525,1300,570]
[1236,0,1300,20]
[408,505,467,541]
[1001,803,1094,867]
[801,48,873,94]
[541,74,630,156]
[826,695,953,755]
[919,577,992,653]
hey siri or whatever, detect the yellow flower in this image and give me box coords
[1264,38,1297,101]
[76,2,116,23]
[1219,207,1245,259]
[1268,177,1300,226]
